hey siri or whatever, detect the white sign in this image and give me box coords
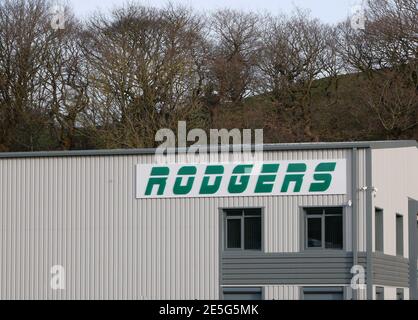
[136,160,347,199]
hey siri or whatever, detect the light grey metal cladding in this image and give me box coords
[221,252,367,285]
[0,146,366,299]
[372,253,409,287]
[0,154,220,299]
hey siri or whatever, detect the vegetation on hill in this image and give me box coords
[0,0,416,152]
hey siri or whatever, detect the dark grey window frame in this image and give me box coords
[376,286,385,300]
[222,287,263,300]
[301,287,345,300]
[375,208,384,252]
[223,208,264,252]
[396,214,404,257]
[301,206,345,251]
[396,288,404,301]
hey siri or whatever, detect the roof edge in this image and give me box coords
[0,140,416,159]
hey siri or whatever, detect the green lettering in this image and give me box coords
[255,164,280,193]
[145,167,169,196]
[200,166,224,195]
[173,166,197,195]
[309,162,336,192]
[281,163,307,193]
[228,165,253,194]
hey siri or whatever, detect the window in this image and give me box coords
[375,208,384,252]
[396,214,404,256]
[396,288,404,301]
[305,207,343,250]
[225,209,262,251]
[376,287,384,300]
[223,288,262,300]
[303,287,344,300]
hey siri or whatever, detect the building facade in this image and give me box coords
[0,141,417,300]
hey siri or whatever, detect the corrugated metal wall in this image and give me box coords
[372,147,418,258]
[0,148,367,300]
[221,252,357,285]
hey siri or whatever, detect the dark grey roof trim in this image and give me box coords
[0,140,416,159]
[367,140,418,149]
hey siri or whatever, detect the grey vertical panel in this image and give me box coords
[372,253,409,287]
[409,198,418,300]
[351,148,358,300]
[357,149,368,252]
[366,148,373,300]
[396,215,404,256]
[372,147,418,258]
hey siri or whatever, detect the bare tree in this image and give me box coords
[42,10,90,150]
[258,11,334,141]
[1,1,416,150]
[83,4,208,148]
[0,0,52,151]
[208,9,261,106]
[336,0,417,139]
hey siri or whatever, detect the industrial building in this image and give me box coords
[0,140,417,300]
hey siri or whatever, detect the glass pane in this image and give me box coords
[306,208,324,216]
[325,215,343,249]
[396,215,403,256]
[396,289,404,301]
[304,292,343,301]
[307,218,322,248]
[244,217,261,250]
[376,288,384,300]
[224,291,262,301]
[375,209,384,252]
[225,209,243,217]
[244,208,261,217]
[227,219,241,249]
[324,207,343,215]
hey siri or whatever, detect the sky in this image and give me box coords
[68,0,363,24]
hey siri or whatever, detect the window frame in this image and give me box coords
[222,287,263,300]
[223,208,264,252]
[301,287,345,300]
[302,206,345,251]
[375,286,385,300]
[375,207,384,253]
[396,288,404,301]
[396,214,404,257]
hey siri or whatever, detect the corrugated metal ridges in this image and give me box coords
[0,148,364,299]
[0,155,220,299]
[222,253,357,285]
[373,253,409,287]
[264,285,300,300]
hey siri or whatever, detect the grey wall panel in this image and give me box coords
[0,155,221,300]
[372,253,409,287]
[0,148,363,299]
[372,147,418,258]
[221,252,358,285]
[409,199,418,299]
[357,149,368,252]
